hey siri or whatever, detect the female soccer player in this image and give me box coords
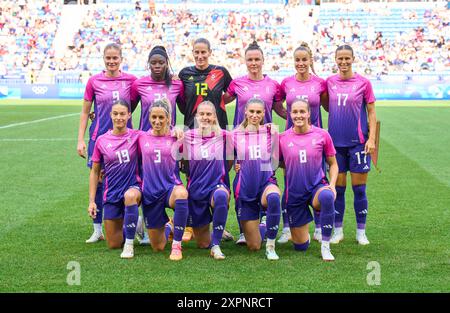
[182,101,232,260]
[87,101,141,259]
[178,38,233,129]
[78,43,137,244]
[131,45,185,131]
[233,98,281,260]
[138,99,189,261]
[179,38,234,241]
[279,99,339,261]
[224,40,286,127]
[223,40,286,245]
[279,42,328,244]
[323,45,377,245]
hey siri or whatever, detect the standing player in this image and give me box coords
[323,45,377,245]
[182,101,232,260]
[279,99,339,261]
[131,45,185,131]
[233,98,281,260]
[179,38,234,241]
[279,42,327,244]
[179,38,233,129]
[87,101,141,259]
[77,43,137,243]
[223,40,286,245]
[138,100,189,261]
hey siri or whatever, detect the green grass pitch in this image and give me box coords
[0,99,449,292]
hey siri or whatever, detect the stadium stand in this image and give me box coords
[0,0,448,86]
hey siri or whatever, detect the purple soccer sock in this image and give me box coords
[318,189,335,242]
[164,222,172,240]
[352,184,368,230]
[173,199,188,242]
[93,182,103,224]
[124,204,139,240]
[281,192,289,228]
[334,186,346,228]
[314,210,321,230]
[211,190,228,246]
[266,193,281,240]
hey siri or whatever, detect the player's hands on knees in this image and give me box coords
[89,112,95,121]
[77,140,87,159]
[234,163,240,173]
[328,185,337,200]
[364,138,375,155]
[88,202,97,219]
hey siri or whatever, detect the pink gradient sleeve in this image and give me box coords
[364,79,376,104]
[323,131,336,157]
[274,81,284,102]
[91,139,102,163]
[227,80,236,97]
[130,80,139,103]
[84,77,94,101]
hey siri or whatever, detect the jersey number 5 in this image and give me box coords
[195,83,208,96]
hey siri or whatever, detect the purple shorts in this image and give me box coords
[87,139,96,169]
[237,182,278,221]
[286,182,328,228]
[187,184,229,228]
[142,187,174,229]
[335,144,371,173]
[103,201,125,220]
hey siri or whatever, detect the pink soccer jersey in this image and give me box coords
[227,75,283,126]
[84,71,137,141]
[130,77,184,131]
[183,129,233,200]
[280,74,326,129]
[279,126,336,205]
[326,73,376,147]
[233,125,277,201]
[91,129,141,203]
[138,131,182,204]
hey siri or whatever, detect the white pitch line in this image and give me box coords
[0,113,79,130]
[0,138,77,142]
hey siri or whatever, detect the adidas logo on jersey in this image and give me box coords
[290,88,295,93]
[363,165,369,170]
[145,142,150,148]
[107,143,113,149]
[288,142,294,147]
[188,76,194,81]
[146,86,153,90]
[243,86,249,91]
[100,84,107,89]
[332,85,337,90]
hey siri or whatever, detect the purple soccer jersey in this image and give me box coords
[280,74,326,129]
[233,126,277,201]
[326,73,376,147]
[279,126,336,205]
[183,129,233,200]
[227,75,284,127]
[138,131,182,204]
[91,129,141,203]
[84,71,137,141]
[130,77,184,131]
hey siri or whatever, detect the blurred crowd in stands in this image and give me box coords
[0,0,448,83]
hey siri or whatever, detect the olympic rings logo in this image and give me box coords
[31,86,48,94]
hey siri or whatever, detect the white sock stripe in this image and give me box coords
[0,113,78,130]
